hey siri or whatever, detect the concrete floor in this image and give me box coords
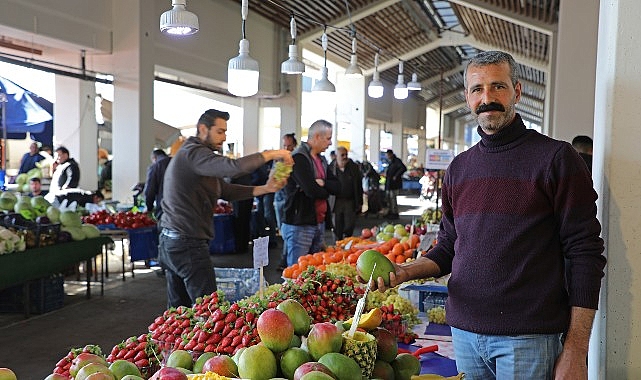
[0,194,431,379]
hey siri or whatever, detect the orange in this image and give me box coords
[283,267,294,278]
[347,253,359,264]
[386,253,396,262]
[409,235,420,249]
[391,244,404,256]
[395,255,406,264]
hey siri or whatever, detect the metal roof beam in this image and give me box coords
[448,0,556,36]
[299,0,402,44]
[362,31,548,76]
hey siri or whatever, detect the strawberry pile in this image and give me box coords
[380,304,418,344]
[149,293,260,356]
[106,333,161,376]
[148,305,195,353]
[266,266,364,323]
[53,344,102,378]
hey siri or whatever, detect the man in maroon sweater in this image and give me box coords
[363,51,606,379]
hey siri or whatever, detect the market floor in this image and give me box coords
[0,193,434,379]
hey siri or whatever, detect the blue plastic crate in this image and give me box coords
[0,274,65,314]
[209,214,235,254]
[214,267,263,302]
[128,226,159,262]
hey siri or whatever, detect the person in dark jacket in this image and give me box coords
[328,146,363,240]
[384,149,406,218]
[45,146,80,203]
[144,149,171,222]
[280,120,340,267]
[18,141,44,175]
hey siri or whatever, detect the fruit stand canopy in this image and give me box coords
[0,75,53,143]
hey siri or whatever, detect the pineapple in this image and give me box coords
[341,331,377,379]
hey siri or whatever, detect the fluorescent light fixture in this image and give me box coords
[394,61,408,100]
[312,31,335,93]
[228,39,259,97]
[344,38,363,77]
[407,73,422,91]
[160,0,199,36]
[227,0,259,97]
[281,17,305,74]
[368,52,384,98]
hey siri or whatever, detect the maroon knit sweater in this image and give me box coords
[425,114,606,335]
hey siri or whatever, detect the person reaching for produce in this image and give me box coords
[359,51,606,379]
[159,108,293,309]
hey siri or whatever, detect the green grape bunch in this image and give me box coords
[427,306,447,324]
[272,160,294,181]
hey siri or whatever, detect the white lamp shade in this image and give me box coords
[281,45,305,74]
[312,66,336,92]
[407,73,422,91]
[368,78,384,98]
[394,74,408,99]
[228,39,260,97]
[345,54,363,77]
[160,0,199,35]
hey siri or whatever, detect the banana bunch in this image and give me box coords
[421,207,443,225]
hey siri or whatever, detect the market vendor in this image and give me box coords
[361,51,606,379]
[159,108,293,309]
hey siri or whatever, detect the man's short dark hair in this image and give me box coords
[198,109,230,128]
[283,133,297,146]
[55,146,70,155]
[93,190,105,201]
[572,135,593,148]
[387,149,394,155]
[29,177,41,183]
[152,149,168,159]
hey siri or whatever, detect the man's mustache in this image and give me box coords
[475,102,505,114]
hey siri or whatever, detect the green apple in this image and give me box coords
[0,368,17,380]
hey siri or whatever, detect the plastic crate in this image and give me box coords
[36,223,61,247]
[127,226,159,262]
[209,214,235,254]
[0,274,65,314]
[214,267,264,302]
[401,283,448,312]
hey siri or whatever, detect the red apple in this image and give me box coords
[361,228,373,239]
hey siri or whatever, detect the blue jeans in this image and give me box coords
[158,233,216,308]
[281,222,325,267]
[451,327,563,380]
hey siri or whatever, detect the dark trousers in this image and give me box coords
[159,233,216,308]
[332,198,357,241]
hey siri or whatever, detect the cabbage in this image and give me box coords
[61,225,86,241]
[60,211,82,227]
[81,224,101,239]
[46,206,61,223]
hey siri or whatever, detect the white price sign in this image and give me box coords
[253,236,270,268]
[426,149,454,170]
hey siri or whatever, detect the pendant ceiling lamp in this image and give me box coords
[344,37,363,78]
[281,16,305,74]
[312,29,335,93]
[407,73,422,91]
[368,52,384,99]
[160,0,199,36]
[394,61,408,100]
[227,0,259,97]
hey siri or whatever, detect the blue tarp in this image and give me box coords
[0,75,54,146]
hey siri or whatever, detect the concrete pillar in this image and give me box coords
[550,0,600,142]
[368,123,381,167]
[336,74,366,162]
[53,76,98,191]
[591,0,641,377]
[279,75,302,139]
[241,98,259,155]
[110,0,155,203]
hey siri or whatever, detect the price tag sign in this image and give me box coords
[253,236,270,269]
[426,149,454,170]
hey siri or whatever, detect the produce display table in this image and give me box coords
[0,237,113,315]
[99,226,158,280]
